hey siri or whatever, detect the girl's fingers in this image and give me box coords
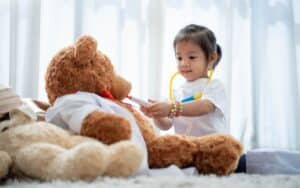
[140,106,156,118]
[148,99,158,103]
[146,104,156,112]
[152,113,163,118]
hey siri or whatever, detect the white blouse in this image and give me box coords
[172,78,228,136]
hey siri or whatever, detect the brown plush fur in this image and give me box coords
[123,103,157,146]
[81,111,131,145]
[45,35,243,175]
[46,36,130,104]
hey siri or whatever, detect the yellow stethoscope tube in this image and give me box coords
[169,72,179,101]
[169,69,214,102]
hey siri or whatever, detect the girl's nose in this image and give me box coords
[180,59,189,67]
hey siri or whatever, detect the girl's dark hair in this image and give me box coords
[173,24,222,68]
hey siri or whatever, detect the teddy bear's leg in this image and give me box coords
[0,151,12,179]
[81,111,132,145]
[15,142,110,181]
[104,141,143,177]
[191,134,243,175]
[148,135,197,169]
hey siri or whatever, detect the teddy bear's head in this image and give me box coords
[46,35,131,104]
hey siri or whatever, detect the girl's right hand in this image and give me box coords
[140,99,156,118]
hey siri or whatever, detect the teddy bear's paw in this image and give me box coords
[49,142,110,180]
[16,142,110,181]
[81,111,132,145]
[104,141,143,177]
[192,134,243,175]
[0,151,12,179]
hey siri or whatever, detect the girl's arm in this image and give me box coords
[146,99,216,118]
[140,106,172,130]
[180,99,215,116]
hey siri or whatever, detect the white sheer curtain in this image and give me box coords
[0,0,299,150]
[0,0,156,100]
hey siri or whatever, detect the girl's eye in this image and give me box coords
[177,57,182,61]
[189,56,196,60]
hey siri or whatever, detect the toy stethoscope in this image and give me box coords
[127,68,214,108]
[169,68,214,102]
[168,68,214,135]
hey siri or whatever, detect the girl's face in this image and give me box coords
[175,41,214,81]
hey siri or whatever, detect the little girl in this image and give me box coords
[141,24,300,175]
[141,24,227,137]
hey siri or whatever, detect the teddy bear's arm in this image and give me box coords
[81,111,131,145]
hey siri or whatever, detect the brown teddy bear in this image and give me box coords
[45,35,243,175]
[0,104,144,180]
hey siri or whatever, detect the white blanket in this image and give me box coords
[247,148,300,174]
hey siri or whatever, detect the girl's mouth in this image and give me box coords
[181,70,192,74]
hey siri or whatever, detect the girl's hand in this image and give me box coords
[146,101,172,118]
[140,105,153,118]
[139,99,158,118]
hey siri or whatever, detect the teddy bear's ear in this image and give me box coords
[74,35,97,66]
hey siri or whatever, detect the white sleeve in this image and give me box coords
[201,80,227,119]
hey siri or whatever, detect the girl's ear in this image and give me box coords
[208,52,218,68]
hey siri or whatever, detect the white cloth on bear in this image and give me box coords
[45,91,198,176]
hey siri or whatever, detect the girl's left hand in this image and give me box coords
[146,101,172,118]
